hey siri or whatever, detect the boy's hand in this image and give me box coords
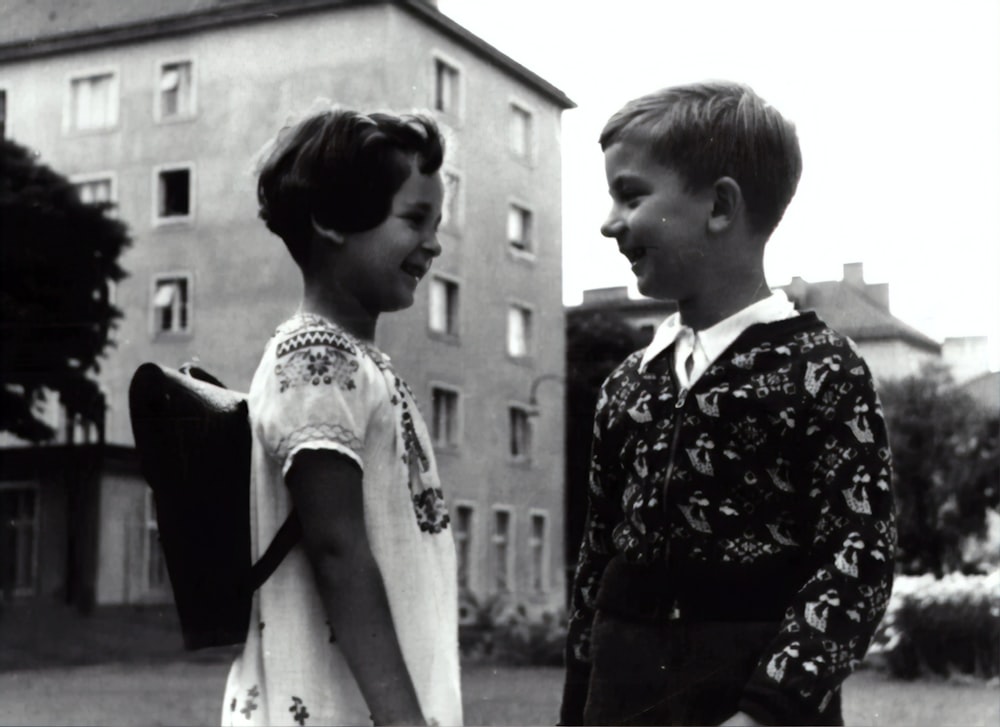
[718,711,762,726]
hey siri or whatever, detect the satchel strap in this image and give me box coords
[249,511,302,592]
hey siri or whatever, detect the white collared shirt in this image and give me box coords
[638,291,799,388]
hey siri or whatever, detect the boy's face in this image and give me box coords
[601,140,715,302]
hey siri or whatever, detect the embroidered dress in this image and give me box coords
[222,313,462,727]
[561,312,895,726]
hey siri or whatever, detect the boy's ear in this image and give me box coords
[311,215,346,244]
[707,177,742,234]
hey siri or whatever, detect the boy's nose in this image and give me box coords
[601,212,625,239]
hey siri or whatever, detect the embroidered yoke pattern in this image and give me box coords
[563,312,896,725]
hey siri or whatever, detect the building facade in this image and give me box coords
[0,0,572,613]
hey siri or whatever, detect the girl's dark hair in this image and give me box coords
[256,106,445,266]
[600,81,802,238]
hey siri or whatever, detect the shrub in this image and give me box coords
[458,592,567,666]
[868,571,1000,679]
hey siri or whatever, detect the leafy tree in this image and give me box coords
[0,138,129,441]
[879,362,999,576]
[564,308,651,589]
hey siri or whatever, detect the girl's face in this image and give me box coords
[335,159,444,317]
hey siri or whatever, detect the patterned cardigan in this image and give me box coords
[560,313,896,725]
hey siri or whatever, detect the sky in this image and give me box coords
[436,0,1000,369]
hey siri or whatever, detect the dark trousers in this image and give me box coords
[583,610,779,726]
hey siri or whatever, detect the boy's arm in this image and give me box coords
[287,449,426,727]
[738,353,896,725]
[559,399,619,726]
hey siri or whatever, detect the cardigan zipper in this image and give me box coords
[661,387,688,512]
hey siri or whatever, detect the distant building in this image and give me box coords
[570,262,988,386]
[0,0,573,613]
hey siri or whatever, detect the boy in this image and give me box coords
[560,82,896,726]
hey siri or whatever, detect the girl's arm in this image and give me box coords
[287,449,426,727]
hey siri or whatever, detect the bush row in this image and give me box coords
[867,570,1000,679]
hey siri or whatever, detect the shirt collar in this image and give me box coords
[638,290,798,373]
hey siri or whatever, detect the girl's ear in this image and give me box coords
[311,215,346,244]
[707,176,742,234]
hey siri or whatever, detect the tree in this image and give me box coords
[0,138,129,442]
[879,362,1000,576]
[563,308,650,594]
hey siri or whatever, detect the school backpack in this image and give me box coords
[128,362,300,650]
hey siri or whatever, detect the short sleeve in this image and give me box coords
[253,324,382,477]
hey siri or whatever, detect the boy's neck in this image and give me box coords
[678,269,771,331]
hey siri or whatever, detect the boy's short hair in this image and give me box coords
[600,81,802,237]
[257,105,444,267]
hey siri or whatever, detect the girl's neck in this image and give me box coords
[301,280,377,342]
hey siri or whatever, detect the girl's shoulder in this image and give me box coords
[272,312,388,368]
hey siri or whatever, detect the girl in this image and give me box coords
[222,105,462,726]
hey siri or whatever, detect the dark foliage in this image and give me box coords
[564,309,650,583]
[879,363,999,576]
[0,138,129,441]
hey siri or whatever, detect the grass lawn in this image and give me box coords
[0,604,996,725]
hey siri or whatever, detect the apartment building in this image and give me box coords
[0,0,573,612]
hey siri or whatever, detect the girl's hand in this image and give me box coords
[718,711,762,726]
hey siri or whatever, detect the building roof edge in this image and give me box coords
[0,0,577,109]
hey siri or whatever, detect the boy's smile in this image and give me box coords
[601,140,715,302]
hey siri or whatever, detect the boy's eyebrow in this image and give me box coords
[608,173,646,194]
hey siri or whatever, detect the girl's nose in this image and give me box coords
[423,233,442,258]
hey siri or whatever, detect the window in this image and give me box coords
[507,304,533,358]
[429,276,459,337]
[0,486,38,596]
[441,170,462,230]
[528,512,549,594]
[152,275,190,334]
[434,57,460,115]
[74,175,114,206]
[68,72,117,131]
[158,60,194,120]
[430,386,459,448]
[509,406,532,460]
[492,507,514,593]
[144,491,168,589]
[507,204,533,254]
[510,103,532,158]
[155,165,193,222]
[453,504,474,592]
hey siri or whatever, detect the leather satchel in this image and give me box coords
[128,362,299,650]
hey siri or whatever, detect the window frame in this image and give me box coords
[150,272,193,338]
[152,162,196,225]
[527,509,550,595]
[507,402,533,463]
[428,382,462,450]
[430,51,465,121]
[0,86,8,141]
[452,500,477,593]
[143,490,170,592]
[506,200,535,259]
[154,57,197,123]
[490,504,516,595]
[64,66,120,135]
[506,301,535,360]
[0,482,40,598]
[70,170,118,211]
[427,272,461,341]
[440,167,464,233]
[508,98,536,163]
